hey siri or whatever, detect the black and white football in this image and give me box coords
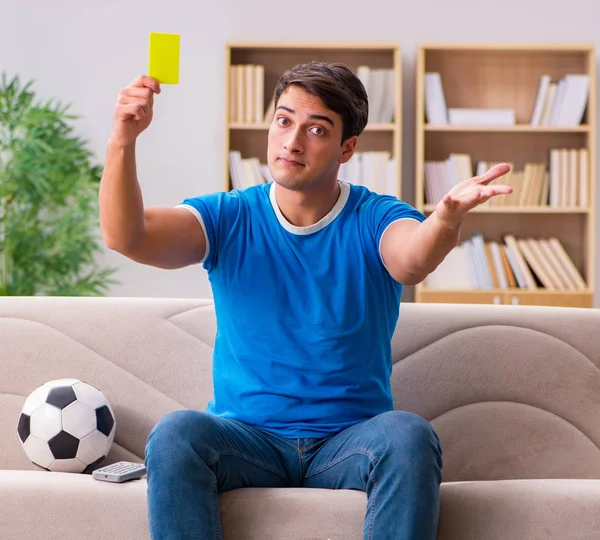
[17,378,116,473]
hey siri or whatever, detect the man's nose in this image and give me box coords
[284,128,304,154]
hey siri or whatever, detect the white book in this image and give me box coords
[549,78,566,126]
[539,83,557,126]
[548,149,561,208]
[448,108,515,126]
[548,238,587,290]
[555,75,590,126]
[386,158,397,197]
[436,161,453,201]
[424,73,448,125]
[448,153,473,183]
[538,239,577,290]
[253,65,265,124]
[579,148,589,208]
[368,70,387,124]
[423,162,437,204]
[424,246,472,289]
[445,156,460,188]
[527,238,563,290]
[350,154,363,186]
[560,149,569,208]
[471,234,493,289]
[340,153,362,186]
[489,242,509,289]
[379,70,396,123]
[530,75,552,126]
[248,158,267,185]
[568,148,578,207]
[228,151,244,190]
[229,66,238,123]
[462,239,482,289]
[241,158,262,189]
[244,65,255,124]
[356,66,371,106]
[235,66,245,123]
[476,161,489,177]
[372,151,391,194]
[504,235,537,290]
[504,243,527,289]
[360,152,373,190]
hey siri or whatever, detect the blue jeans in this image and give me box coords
[145,410,442,540]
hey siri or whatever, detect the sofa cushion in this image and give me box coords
[2,470,599,540]
[3,298,600,483]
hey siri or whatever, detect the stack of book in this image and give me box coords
[229,64,265,124]
[355,66,396,123]
[424,149,589,208]
[424,72,590,127]
[338,151,396,196]
[424,233,587,291]
[228,151,272,190]
[529,74,590,127]
[424,72,515,126]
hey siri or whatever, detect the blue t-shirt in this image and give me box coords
[179,181,425,438]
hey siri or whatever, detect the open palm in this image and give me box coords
[435,163,512,225]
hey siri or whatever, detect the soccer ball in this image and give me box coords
[17,378,116,473]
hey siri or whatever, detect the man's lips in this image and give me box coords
[278,157,304,167]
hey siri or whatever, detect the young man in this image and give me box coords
[100,62,511,540]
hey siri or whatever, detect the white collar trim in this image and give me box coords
[269,181,350,235]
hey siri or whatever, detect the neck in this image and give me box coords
[275,180,341,227]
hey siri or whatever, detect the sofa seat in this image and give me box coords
[2,470,599,540]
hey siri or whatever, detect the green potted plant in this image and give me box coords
[0,72,116,296]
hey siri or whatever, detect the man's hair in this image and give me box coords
[272,61,369,143]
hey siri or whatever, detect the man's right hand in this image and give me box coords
[110,75,161,147]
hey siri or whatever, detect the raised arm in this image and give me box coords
[380,163,512,285]
[99,75,206,269]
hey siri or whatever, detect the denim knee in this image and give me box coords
[145,410,218,465]
[373,411,441,460]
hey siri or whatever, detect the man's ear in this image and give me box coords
[339,136,358,164]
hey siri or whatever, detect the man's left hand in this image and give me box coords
[435,163,512,227]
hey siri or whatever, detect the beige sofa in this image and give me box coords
[1,296,600,539]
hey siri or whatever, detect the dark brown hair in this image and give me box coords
[272,61,369,143]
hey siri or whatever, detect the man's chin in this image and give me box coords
[271,175,306,191]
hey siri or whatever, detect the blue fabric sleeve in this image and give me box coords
[178,191,242,272]
[363,193,426,261]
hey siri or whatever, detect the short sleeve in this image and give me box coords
[361,193,426,263]
[176,191,242,272]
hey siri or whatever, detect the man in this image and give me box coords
[99,61,511,540]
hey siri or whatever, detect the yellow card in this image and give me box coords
[148,32,180,84]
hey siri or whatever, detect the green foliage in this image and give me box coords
[0,73,117,296]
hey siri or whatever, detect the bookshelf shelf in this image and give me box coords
[420,288,593,295]
[415,43,596,308]
[422,205,591,214]
[224,42,402,195]
[425,125,591,133]
[419,43,594,52]
[419,288,593,308]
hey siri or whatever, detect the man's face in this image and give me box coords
[267,85,356,191]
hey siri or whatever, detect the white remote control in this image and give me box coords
[92,461,147,483]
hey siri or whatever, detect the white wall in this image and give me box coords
[2,0,599,302]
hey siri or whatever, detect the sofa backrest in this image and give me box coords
[1,297,599,482]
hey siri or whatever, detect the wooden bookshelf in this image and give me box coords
[414,43,596,308]
[224,41,402,196]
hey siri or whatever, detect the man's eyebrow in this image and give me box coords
[276,105,335,127]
